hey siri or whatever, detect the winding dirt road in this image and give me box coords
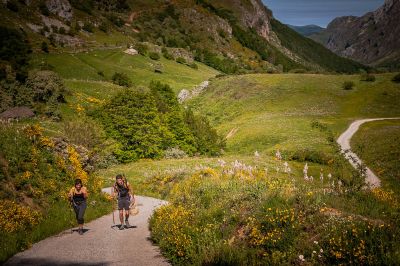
[5,191,170,266]
[337,118,400,188]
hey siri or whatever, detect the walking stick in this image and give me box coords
[111,186,116,228]
[68,200,75,234]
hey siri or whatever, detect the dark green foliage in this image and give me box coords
[149,52,160,60]
[99,21,109,33]
[111,72,132,87]
[176,57,186,64]
[94,89,167,162]
[58,27,66,35]
[97,70,105,77]
[270,19,366,73]
[343,81,355,90]
[93,82,225,162]
[136,43,148,56]
[107,14,124,27]
[0,26,31,82]
[361,73,376,82]
[39,2,50,16]
[6,0,19,12]
[189,62,198,69]
[94,0,130,12]
[82,22,95,33]
[184,109,225,156]
[232,25,302,72]
[162,47,173,60]
[149,81,196,154]
[392,73,400,83]
[41,42,49,53]
[70,0,94,14]
[198,49,238,74]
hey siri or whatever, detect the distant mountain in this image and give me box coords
[310,0,400,68]
[287,24,324,37]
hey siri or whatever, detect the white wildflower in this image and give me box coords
[298,255,305,262]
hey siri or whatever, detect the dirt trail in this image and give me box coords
[337,118,400,188]
[5,190,170,266]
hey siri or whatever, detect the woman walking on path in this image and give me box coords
[68,179,88,235]
[112,174,134,230]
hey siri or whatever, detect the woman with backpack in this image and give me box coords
[112,174,134,230]
[68,178,88,235]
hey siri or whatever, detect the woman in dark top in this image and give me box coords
[68,179,88,235]
[112,174,134,230]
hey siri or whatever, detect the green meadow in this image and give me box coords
[352,119,400,194]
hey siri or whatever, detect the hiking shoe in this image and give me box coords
[125,220,130,228]
[119,224,125,230]
[78,228,83,235]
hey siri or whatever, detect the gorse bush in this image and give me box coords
[150,163,400,265]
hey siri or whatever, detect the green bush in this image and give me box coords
[149,52,160,60]
[392,73,400,83]
[361,73,376,82]
[136,43,148,56]
[39,2,50,16]
[176,57,186,64]
[82,22,94,33]
[111,72,132,87]
[343,81,355,90]
[189,62,198,69]
[41,42,49,53]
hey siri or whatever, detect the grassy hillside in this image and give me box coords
[188,73,400,156]
[271,19,366,73]
[352,119,400,194]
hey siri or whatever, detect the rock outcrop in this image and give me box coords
[45,0,73,21]
[310,0,400,66]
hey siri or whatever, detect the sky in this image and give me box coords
[262,0,384,27]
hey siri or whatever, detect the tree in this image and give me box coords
[95,90,170,162]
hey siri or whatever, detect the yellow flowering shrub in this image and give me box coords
[372,188,399,208]
[0,200,42,232]
[151,204,193,258]
[67,145,88,184]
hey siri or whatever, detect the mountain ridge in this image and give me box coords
[310,0,400,68]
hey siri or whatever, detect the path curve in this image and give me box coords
[337,118,400,188]
[5,189,170,266]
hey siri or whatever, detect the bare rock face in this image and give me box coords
[52,138,95,173]
[311,0,400,66]
[0,107,35,120]
[45,0,73,21]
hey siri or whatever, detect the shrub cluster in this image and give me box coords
[92,82,225,162]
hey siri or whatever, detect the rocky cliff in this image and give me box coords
[310,0,400,67]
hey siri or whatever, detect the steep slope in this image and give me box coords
[0,0,365,73]
[310,0,400,67]
[288,24,325,37]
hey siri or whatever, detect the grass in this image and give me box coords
[31,48,219,92]
[188,73,400,156]
[352,119,400,194]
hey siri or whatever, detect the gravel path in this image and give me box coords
[5,189,170,266]
[337,118,400,188]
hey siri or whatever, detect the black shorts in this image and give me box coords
[118,197,130,210]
